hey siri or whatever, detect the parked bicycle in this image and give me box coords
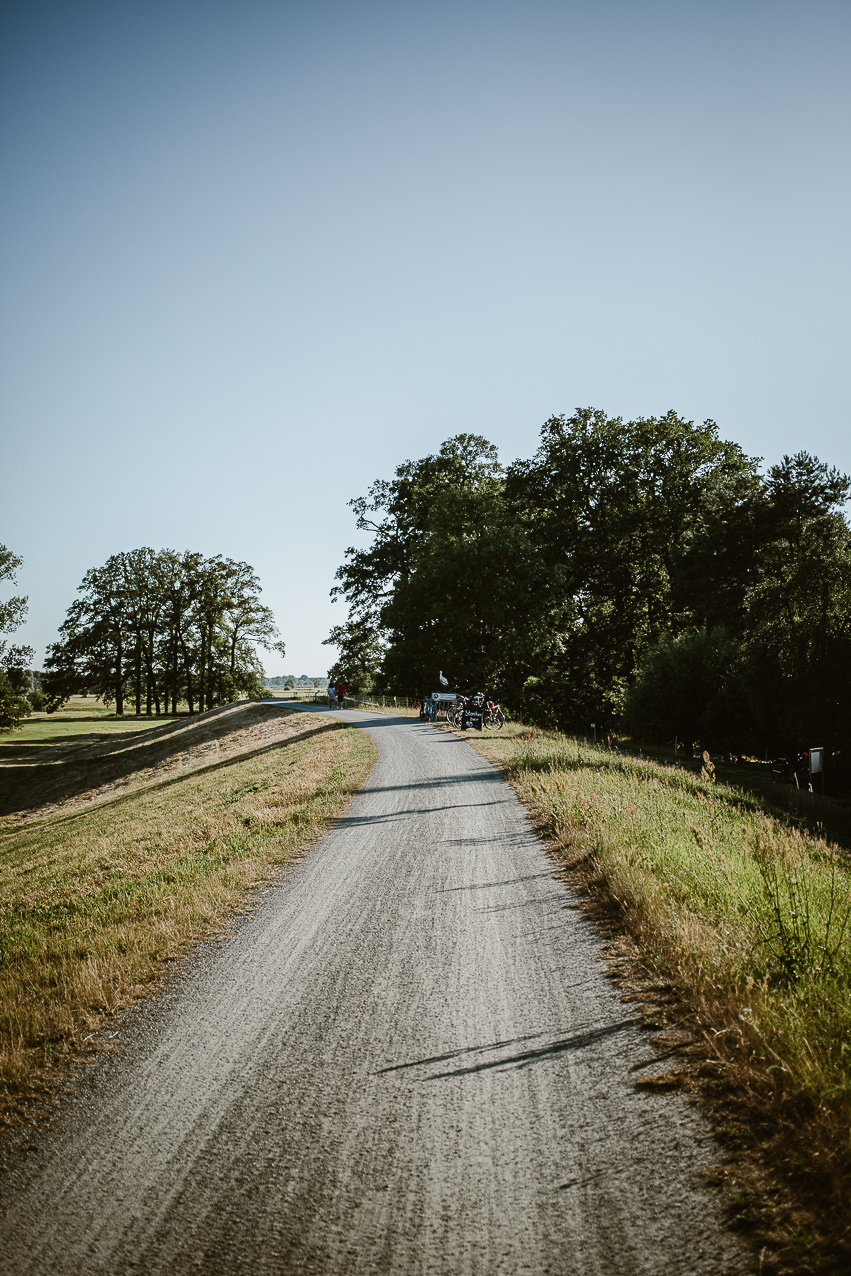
[449,692,488,730]
[484,699,505,729]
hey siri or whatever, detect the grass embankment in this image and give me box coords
[474,725,851,1275]
[0,703,376,1126]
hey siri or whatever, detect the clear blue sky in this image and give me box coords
[3,0,849,676]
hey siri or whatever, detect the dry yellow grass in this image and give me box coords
[0,704,376,1125]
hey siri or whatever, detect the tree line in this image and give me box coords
[328,410,851,761]
[43,548,284,715]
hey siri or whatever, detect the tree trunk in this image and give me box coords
[145,628,155,715]
[169,629,180,715]
[180,637,194,714]
[115,631,124,716]
[198,633,205,714]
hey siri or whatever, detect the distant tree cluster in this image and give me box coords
[45,549,285,715]
[329,414,851,758]
[264,674,323,688]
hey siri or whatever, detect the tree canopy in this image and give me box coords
[45,548,284,715]
[329,414,851,758]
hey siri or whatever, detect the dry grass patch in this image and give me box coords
[0,700,312,821]
[0,706,376,1127]
[472,726,851,1276]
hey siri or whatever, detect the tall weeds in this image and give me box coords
[474,728,851,1270]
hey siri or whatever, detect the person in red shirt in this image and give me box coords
[335,679,346,708]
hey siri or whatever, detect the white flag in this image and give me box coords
[439,670,449,686]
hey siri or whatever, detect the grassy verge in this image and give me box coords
[0,711,376,1127]
[472,724,851,1275]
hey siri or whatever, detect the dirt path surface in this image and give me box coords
[0,708,752,1274]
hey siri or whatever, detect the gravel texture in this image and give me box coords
[0,707,753,1274]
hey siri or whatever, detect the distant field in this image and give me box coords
[0,702,376,1126]
[0,697,193,770]
[27,694,187,721]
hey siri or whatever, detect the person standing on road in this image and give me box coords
[327,681,336,709]
[335,679,346,708]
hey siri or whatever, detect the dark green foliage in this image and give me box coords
[504,409,755,731]
[330,419,851,757]
[0,545,35,731]
[331,434,555,699]
[324,619,385,693]
[0,670,31,731]
[332,433,504,629]
[27,686,47,712]
[45,549,284,716]
[739,459,851,754]
[624,627,748,752]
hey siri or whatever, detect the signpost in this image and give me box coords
[425,691,457,721]
[810,746,824,794]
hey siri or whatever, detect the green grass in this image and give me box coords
[30,694,117,719]
[473,725,851,1273]
[0,696,193,759]
[0,711,377,1123]
[0,718,167,754]
[28,694,176,721]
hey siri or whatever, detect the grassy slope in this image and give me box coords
[0,704,376,1126]
[472,724,851,1276]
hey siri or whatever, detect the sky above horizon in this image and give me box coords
[3,0,850,676]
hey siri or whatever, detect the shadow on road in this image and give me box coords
[377,1019,641,1079]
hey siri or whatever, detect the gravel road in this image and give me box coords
[0,708,752,1274]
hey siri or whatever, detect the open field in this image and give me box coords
[19,694,193,725]
[0,703,376,1126]
[471,724,851,1274]
[0,696,199,767]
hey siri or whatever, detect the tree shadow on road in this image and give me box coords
[376,1019,641,1079]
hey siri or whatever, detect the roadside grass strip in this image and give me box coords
[0,717,376,1124]
[474,726,851,1269]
